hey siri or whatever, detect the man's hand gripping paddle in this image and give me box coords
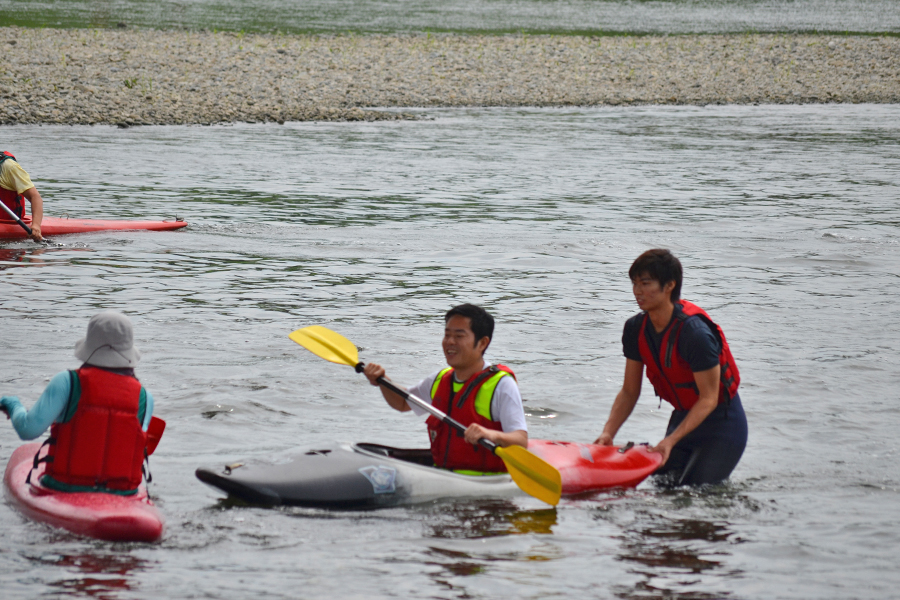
[289,325,562,506]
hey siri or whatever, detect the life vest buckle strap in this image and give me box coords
[26,438,55,485]
[664,320,684,369]
[142,451,153,485]
[674,382,700,393]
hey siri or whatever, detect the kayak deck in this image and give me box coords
[0,215,188,239]
[196,439,661,508]
[527,439,663,495]
[4,442,164,542]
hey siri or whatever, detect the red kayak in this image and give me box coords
[3,442,164,542]
[0,216,188,239]
[528,440,663,495]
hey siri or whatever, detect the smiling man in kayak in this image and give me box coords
[594,249,748,486]
[0,312,156,494]
[0,151,44,241]
[363,304,527,474]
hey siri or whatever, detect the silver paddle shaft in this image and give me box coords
[0,200,33,235]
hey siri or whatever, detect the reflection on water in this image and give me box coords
[0,246,93,270]
[426,547,486,577]
[614,515,737,599]
[0,247,51,269]
[31,552,148,600]
[421,501,560,594]
[598,486,763,599]
[423,499,558,539]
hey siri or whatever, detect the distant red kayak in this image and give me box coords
[3,442,164,542]
[0,216,188,239]
[528,440,663,495]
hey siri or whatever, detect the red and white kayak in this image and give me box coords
[0,216,188,239]
[196,439,662,508]
[3,442,164,542]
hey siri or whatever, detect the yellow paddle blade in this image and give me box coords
[289,325,359,367]
[496,445,562,506]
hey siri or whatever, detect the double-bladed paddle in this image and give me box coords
[288,325,562,506]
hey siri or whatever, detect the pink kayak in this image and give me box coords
[0,215,187,239]
[3,442,164,542]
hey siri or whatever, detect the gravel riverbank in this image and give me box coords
[2,27,898,126]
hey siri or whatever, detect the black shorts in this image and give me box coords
[655,394,748,486]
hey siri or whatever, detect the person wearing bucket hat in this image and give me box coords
[1,312,157,494]
[73,311,142,368]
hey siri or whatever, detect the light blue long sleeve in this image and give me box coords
[1,370,155,441]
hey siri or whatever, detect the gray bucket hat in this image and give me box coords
[73,311,141,368]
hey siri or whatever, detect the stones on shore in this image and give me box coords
[1,27,898,126]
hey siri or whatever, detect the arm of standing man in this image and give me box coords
[594,358,644,446]
[647,365,720,465]
[22,186,43,241]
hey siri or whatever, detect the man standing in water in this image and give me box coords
[363,304,527,474]
[0,151,44,241]
[594,249,748,485]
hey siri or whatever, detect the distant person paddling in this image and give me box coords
[594,249,748,486]
[0,312,157,495]
[363,304,527,474]
[0,151,44,241]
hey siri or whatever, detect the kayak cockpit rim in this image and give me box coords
[351,442,513,480]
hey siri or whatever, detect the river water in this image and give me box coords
[2,0,899,34]
[1,105,899,598]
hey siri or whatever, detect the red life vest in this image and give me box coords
[425,365,516,473]
[44,366,148,492]
[637,300,740,411]
[0,151,26,219]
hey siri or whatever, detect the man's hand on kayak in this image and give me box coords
[28,223,43,242]
[363,363,386,386]
[649,437,674,466]
[593,432,614,446]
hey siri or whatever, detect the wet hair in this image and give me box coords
[445,304,495,351]
[629,249,683,301]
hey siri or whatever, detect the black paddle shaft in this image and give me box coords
[353,361,500,454]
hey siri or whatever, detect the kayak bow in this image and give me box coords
[3,442,165,542]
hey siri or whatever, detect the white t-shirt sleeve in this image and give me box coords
[405,371,439,417]
[491,375,528,433]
